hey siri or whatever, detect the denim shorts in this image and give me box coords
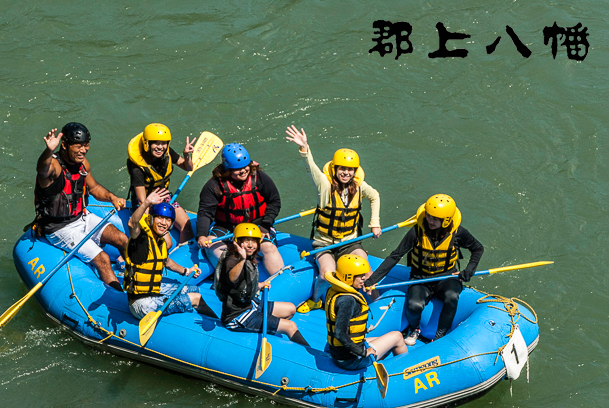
[335,354,375,371]
[226,298,280,335]
[129,283,200,319]
[46,212,109,263]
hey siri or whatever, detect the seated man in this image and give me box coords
[326,254,407,370]
[124,188,215,319]
[34,123,128,291]
[214,223,309,346]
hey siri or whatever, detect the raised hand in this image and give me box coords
[285,125,308,149]
[44,128,62,151]
[145,188,171,207]
[234,241,248,260]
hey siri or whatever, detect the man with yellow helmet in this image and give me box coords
[365,194,484,344]
[213,223,309,347]
[286,125,381,313]
[127,123,197,246]
[326,254,407,370]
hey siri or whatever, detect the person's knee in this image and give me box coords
[407,298,425,313]
[443,291,460,307]
[188,292,201,308]
[285,302,296,318]
[281,319,297,336]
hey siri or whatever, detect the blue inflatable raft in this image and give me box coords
[12,198,539,407]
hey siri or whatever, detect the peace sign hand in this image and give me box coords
[183,136,196,157]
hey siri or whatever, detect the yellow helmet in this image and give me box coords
[142,123,171,152]
[425,194,457,228]
[336,254,369,286]
[233,223,261,241]
[332,148,360,169]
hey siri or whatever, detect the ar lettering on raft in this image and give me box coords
[28,257,46,279]
[370,21,589,61]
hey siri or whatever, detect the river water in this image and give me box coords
[1,0,607,406]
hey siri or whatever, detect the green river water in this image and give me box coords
[1,1,607,406]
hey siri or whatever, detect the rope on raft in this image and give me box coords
[64,260,537,396]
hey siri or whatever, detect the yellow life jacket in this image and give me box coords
[325,271,369,349]
[314,162,365,239]
[127,133,173,195]
[410,204,462,275]
[124,214,167,297]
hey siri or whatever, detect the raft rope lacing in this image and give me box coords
[64,249,538,396]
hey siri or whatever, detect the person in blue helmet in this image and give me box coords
[196,143,284,275]
[124,188,216,320]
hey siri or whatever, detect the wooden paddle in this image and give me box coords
[373,361,389,399]
[255,284,272,378]
[366,261,554,291]
[138,270,197,346]
[170,131,223,204]
[0,209,117,328]
[300,215,417,259]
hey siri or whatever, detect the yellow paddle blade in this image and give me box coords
[191,131,223,173]
[373,361,389,399]
[255,338,272,379]
[0,282,43,328]
[300,209,316,217]
[488,261,554,275]
[396,216,417,229]
[139,310,162,346]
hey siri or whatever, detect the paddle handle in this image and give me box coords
[207,210,316,244]
[368,261,554,291]
[261,286,269,336]
[41,209,117,286]
[300,217,416,258]
[158,273,194,314]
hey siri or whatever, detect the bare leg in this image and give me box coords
[311,253,335,302]
[99,224,128,260]
[271,301,296,319]
[368,331,408,359]
[174,207,194,243]
[91,251,120,288]
[260,241,284,275]
[188,293,217,318]
[204,241,227,268]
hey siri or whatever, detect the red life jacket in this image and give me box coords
[215,173,267,225]
[34,154,88,222]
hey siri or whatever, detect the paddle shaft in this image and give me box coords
[158,274,194,315]
[301,217,416,258]
[369,261,554,291]
[208,209,316,244]
[0,209,116,328]
[170,132,223,204]
[261,285,269,336]
[42,210,117,286]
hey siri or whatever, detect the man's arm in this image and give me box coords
[128,189,171,239]
[36,128,63,188]
[257,171,281,231]
[86,160,126,210]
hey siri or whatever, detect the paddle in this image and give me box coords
[300,215,417,259]
[0,209,117,328]
[206,208,316,245]
[255,284,272,378]
[366,261,554,291]
[138,270,198,346]
[373,361,389,399]
[170,131,223,204]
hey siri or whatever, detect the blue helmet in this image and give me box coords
[222,143,251,170]
[150,203,176,222]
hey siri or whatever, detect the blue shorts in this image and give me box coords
[210,224,277,246]
[335,354,375,371]
[226,298,280,335]
[129,283,199,319]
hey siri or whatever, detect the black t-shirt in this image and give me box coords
[218,253,259,324]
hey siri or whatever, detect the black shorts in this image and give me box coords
[312,241,366,260]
